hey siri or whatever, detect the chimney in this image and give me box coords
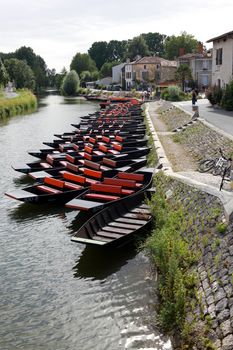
[179,48,185,56]
[197,42,204,54]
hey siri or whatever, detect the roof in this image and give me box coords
[132,56,177,67]
[177,53,204,60]
[206,30,233,43]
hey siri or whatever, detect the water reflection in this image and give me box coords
[13,174,35,186]
[73,243,137,280]
[8,201,70,223]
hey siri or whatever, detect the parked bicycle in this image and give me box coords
[198,148,232,177]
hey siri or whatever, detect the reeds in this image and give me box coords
[0,89,37,119]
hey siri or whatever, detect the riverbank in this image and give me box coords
[0,89,37,119]
[146,100,233,349]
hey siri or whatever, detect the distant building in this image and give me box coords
[112,63,125,84]
[121,56,177,90]
[95,77,112,89]
[177,52,212,89]
[207,30,233,88]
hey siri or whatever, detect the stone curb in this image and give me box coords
[145,102,233,222]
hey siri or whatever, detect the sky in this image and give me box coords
[1,0,233,72]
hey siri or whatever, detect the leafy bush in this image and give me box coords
[206,86,223,105]
[61,70,80,96]
[221,80,233,111]
[161,85,190,102]
[0,89,37,119]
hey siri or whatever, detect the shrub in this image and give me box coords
[61,70,80,96]
[161,86,185,102]
[221,80,233,111]
[206,86,223,105]
[0,89,37,119]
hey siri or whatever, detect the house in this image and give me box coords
[177,52,212,89]
[132,56,177,87]
[112,63,125,85]
[95,77,112,89]
[121,56,178,90]
[207,30,233,88]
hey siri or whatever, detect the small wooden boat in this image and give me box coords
[66,168,153,214]
[71,183,154,247]
[5,176,88,204]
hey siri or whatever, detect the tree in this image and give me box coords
[106,40,127,62]
[126,35,149,60]
[100,61,118,78]
[175,64,193,91]
[55,67,67,90]
[70,53,97,75]
[141,32,166,56]
[164,32,199,60]
[61,70,80,96]
[15,46,47,89]
[0,58,9,86]
[88,41,109,70]
[4,58,35,90]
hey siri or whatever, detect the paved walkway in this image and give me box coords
[145,101,233,221]
[173,99,233,139]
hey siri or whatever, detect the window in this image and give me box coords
[126,72,131,79]
[216,48,222,65]
[141,71,149,80]
[144,65,147,69]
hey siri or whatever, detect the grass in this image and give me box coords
[0,89,37,119]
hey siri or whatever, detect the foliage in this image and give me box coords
[0,89,37,119]
[221,80,233,111]
[100,61,119,78]
[175,64,193,91]
[141,32,166,56]
[126,35,149,61]
[164,32,199,60]
[14,46,47,89]
[61,70,80,96]
[1,46,47,90]
[143,180,197,332]
[4,58,35,90]
[206,86,223,105]
[0,58,9,86]
[161,85,183,101]
[70,53,97,75]
[88,41,109,70]
[216,222,228,234]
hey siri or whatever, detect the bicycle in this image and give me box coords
[198,148,232,177]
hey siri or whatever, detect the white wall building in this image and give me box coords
[112,63,125,84]
[207,30,233,88]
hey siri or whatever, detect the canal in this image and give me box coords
[0,94,171,350]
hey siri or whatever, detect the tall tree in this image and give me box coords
[4,58,35,90]
[126,35,149,61]
[70,53,97,75]
[88,41,108,70]
[141,32,166,56]
[100,61,118,78]
[164,32,199,60]
[0,58,9,86]
[175,64,193,91]
[106,40,127,62]
[14,46,47,89]
[61,70,80,96]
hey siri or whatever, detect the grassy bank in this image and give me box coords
[143,173,225,349]
[0,89,37,120]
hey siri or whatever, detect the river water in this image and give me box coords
[0,94,171,350]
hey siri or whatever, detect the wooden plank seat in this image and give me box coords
[84,193,120,201]
[83,168,102,179]
[117,172,144,182]
[103,177,142,188]
[107,149,120,155]
[101,226,133,234]
[40,162,52,169]
[83,160,101,171]
[62,172,86,185]
[43,176,82,191]
[99,145,108,153]
[66,162,79,173]
[37,185,62,194]
[84,145,94,154]
[94,231,123,239]
[102,158,117,168]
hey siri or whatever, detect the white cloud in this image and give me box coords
[0,0,232,71]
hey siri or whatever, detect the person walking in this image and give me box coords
[191,89,197,106]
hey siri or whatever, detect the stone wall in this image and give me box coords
[153,174,233,349]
